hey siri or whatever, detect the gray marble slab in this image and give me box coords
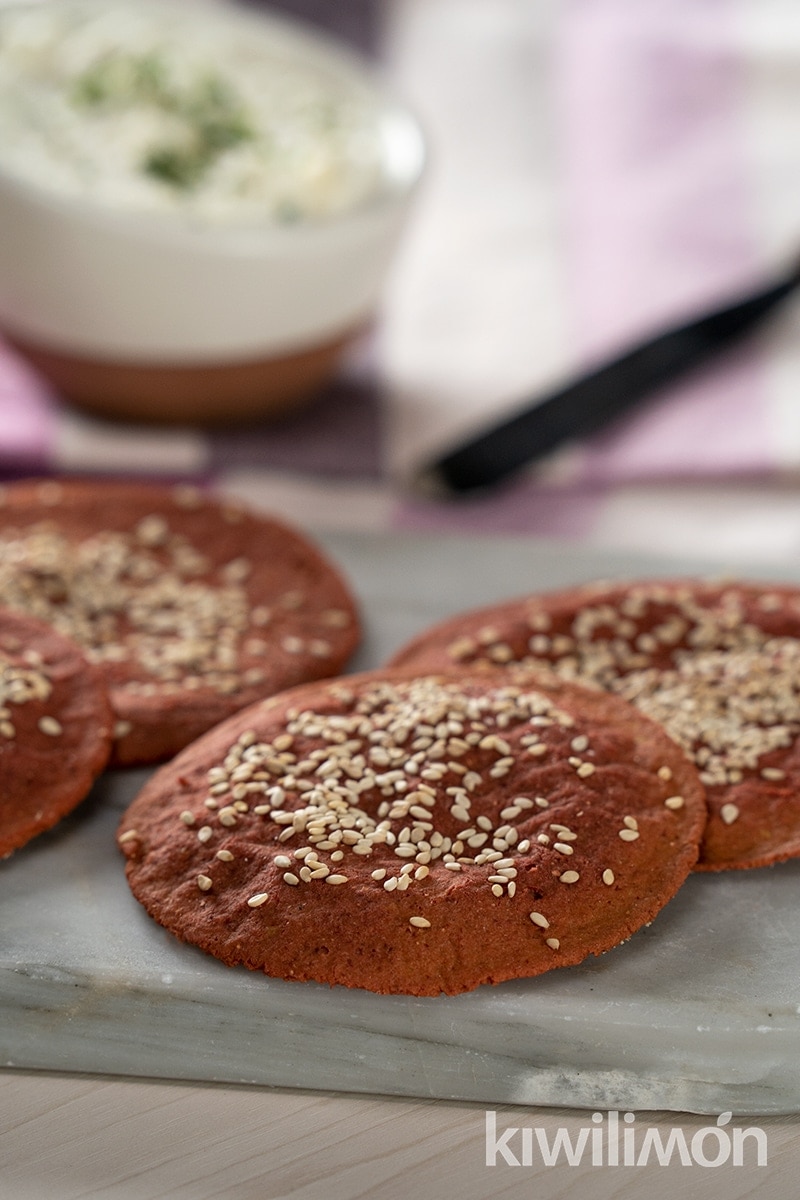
[3,531,800,1114]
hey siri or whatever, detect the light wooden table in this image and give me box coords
[3,1071,800,1199]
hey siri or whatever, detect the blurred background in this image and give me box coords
[4,0,800,566]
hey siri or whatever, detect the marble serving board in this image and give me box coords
[4,531,800,1115]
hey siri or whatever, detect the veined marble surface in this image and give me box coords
[3,532,800,1115]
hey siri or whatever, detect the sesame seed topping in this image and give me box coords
[529,911,550,928]
[321,609,351,627]
[0,509,355,716]
[545,938,560,950]
[409,916,431,928]
[441,585,800,818]
[172,483,204,508]
[720,803,740,825]
[618,829,640,842]
[154,667,704,969]
[602,869,615,885]
[37,715,62,736]
[664,795,685,810]
[196,875,213,891]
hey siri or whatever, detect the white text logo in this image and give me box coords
[485,1110,768,1168]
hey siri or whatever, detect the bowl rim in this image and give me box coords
[0,0,427,244]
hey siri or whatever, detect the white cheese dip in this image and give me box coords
[0,0,388,225]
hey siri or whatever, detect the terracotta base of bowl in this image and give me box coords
[6,329,359,425]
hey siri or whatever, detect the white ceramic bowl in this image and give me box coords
[0,0,425,422]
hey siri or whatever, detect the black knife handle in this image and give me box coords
[420,267,800,495]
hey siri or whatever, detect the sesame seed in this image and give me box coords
[179,810,196,826]
[618,829,640,842]
[559,871,580,884]
[602,868,615,885]
[197,826,213,843]
[664,795,685,810]
[247,893,269,907]
[326,874,349,885]
[321,609,351,627]
[196,875,213,891]
[282,872,300,886]
[172,483,203,508]
[216,849,234,862]
[37,716,62,736]
[720,803,740,825]
[529,912,549,928]
[409,917,431,928]
[118,829,138,844]
[546,938,561,950]
[623,816,638,830]
[554,842,574,856]
[281,637,305,655]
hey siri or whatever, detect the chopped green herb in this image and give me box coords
[71,51,254,191]
[143,145,205,190]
